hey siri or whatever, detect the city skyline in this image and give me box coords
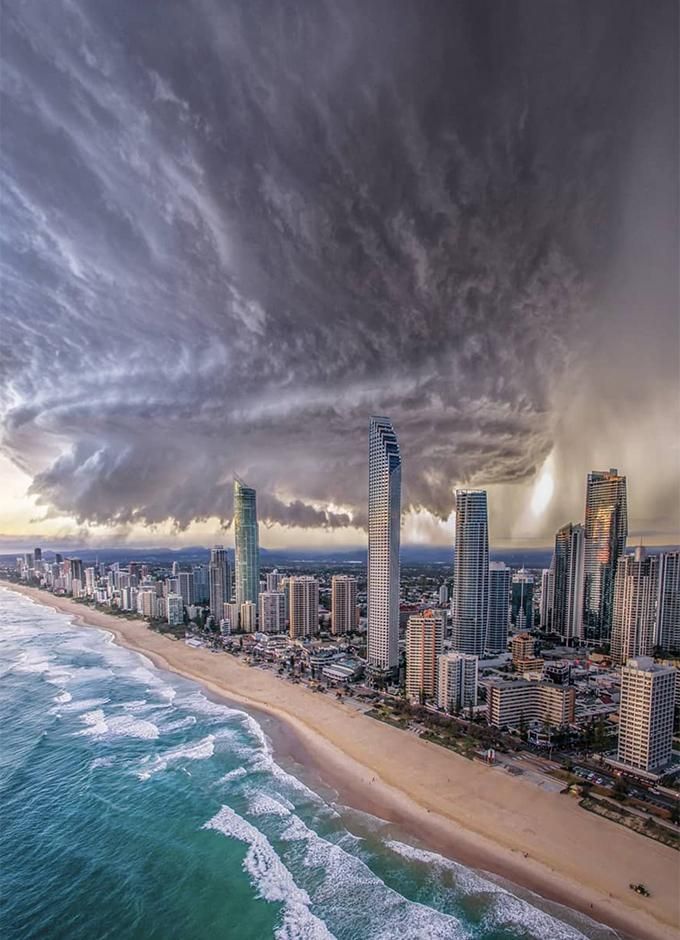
[0,1,677,553]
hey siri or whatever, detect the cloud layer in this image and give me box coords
[1,0,677,541]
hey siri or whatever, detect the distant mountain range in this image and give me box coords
[2,543,677,569]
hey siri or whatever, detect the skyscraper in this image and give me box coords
[583,469,627,640]
[288,576,319,639]
[551,523,585,643]
[486,562,511,653]
[266,569,282,592]
[178,570,195,607]
[208,545,230,619]
[511,569,534,633]
[617,657,675,773]
[405,610,444,704]
[656,551,680,653]
[234,477,260,607]
[539,565,554,632]
[611,548,659,665]
[331,575,358,635]
[451,490,489,655]
[367,416,401,677]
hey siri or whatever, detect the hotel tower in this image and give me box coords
[451,490,489,655]
[367,416,401,678]
[583,469,627,640]
[234,477,260,607]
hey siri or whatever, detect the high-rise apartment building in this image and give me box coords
[617,657,675,773]
[209,546,230,619]
[266,569,282,592]
[486,562,511,653]
[451,490,489,655]
[551,523,585,643]
[240,601,256,633]
[166,593,184,626]
[367,416,401,677]
[223,601,240,632]
[234,477,260,607]
[331,575,358,635]
[511,569,534,633]
[539,565,554,632]
[583,469,627,640]
[405,610,444,703]
[438,584,449,607]
[656,551,680,653]
[288,576,319,639]
[192,565,209,604]
[258,591,286,633]
[611,548,659,665]
[437,652,478,713]
[178,571,195,607]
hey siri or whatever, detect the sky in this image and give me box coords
[1,0,678,553]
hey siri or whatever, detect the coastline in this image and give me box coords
[5,584,679,940]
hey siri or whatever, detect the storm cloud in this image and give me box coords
[1,0,677,541]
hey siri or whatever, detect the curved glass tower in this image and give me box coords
[367,416,401,677]
[234,478,260,607]
[583,469,627,641]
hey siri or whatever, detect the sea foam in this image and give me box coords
[203,804,336,940]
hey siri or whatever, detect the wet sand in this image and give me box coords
[6,584,679,940]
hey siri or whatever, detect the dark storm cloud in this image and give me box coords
[0,0,677,534]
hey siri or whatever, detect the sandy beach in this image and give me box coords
[6,583,679,940]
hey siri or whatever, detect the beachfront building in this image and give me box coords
[551,522,585,643]
[437,652,478,713]
[331,575,358,635]
[166,593,184,626]
[486,562,511,653]
[240,600,256,633]
[223,601,240,632]
[611,548,659,665]
[258,591,286,633]
[234,477,260,607]
[209,545,230,619]
[616,657,676,774]
[583,469,628,640]
[405,610,444,703]
[451,489,489,656]
[656,551,680,653]
[367,416,401,679]
[486,679,576,729]
[289,576,319,639]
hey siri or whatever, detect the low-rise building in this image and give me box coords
[486,678,576,729]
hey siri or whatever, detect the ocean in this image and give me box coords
[0,587,617,940]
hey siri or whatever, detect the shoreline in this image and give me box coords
[5,584,679,940]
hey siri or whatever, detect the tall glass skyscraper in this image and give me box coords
[452,490,489,655]
[367,416,401,677]
[656,551,680,653]
[234,478,260,607]
[583,469,627,640]
[208,545,230,619]
[552,522,585,643]
[486,562,511,653]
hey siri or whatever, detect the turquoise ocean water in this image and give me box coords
[0,588,617,940]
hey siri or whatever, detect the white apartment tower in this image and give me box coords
[405,610,444,704]
[611,547,659,665]
[331,575,358,635]
[258,591,286,633]
[437,652,478,713]
[367,416,401,676]
[617,657,675,773]
[288,576,319,639]
[452,490,489,655]
[166,593,184,626]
